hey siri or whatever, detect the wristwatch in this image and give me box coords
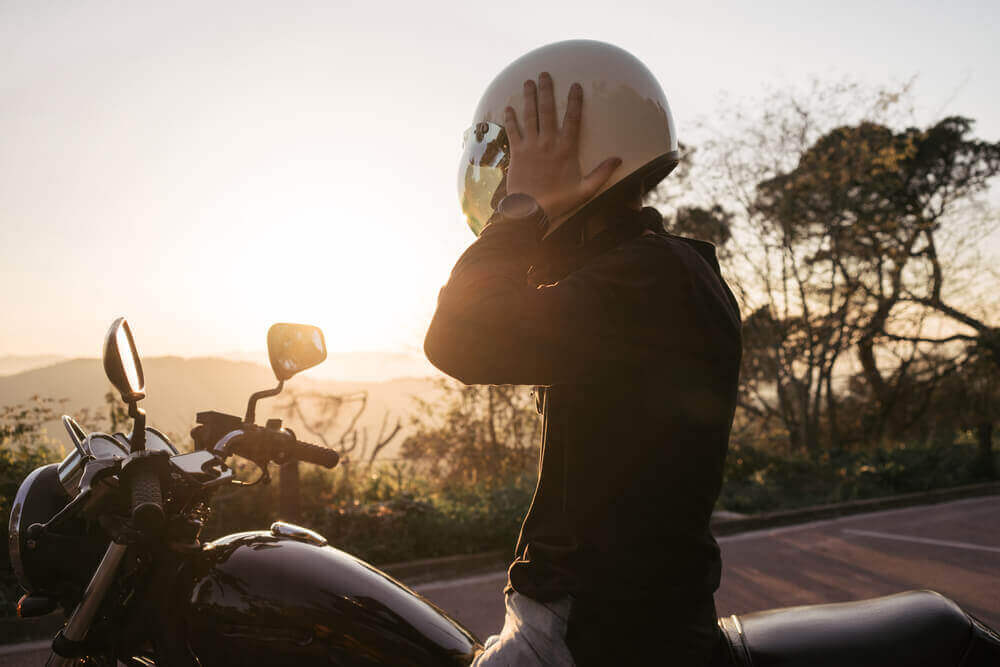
[496,193,550,239]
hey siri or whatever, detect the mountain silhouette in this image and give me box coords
[0,356,440,460]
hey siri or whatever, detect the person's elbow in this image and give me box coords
[424,314,479,385]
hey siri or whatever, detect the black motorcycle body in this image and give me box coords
[178,530,476,666]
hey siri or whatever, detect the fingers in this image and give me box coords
[562,82,583,142]
[504,106,522,145]
[537,72,557,136]
[580,157,622,199]
[522,79,538,138]
[521,74,580,141]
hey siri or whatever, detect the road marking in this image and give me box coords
[410,497,1000,590]
[414,571,508,593]
[843,528,1000,554]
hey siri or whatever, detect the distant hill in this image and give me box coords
[0,355,65,376]
[220,348,438,383]
[0,348,439,383]
[0,357,443,460]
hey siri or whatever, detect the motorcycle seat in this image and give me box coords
[716,590,996,667]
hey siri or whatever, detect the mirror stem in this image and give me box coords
[245,381,284,425]
[128,404,146,453]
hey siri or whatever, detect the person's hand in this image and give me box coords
[503,72,621,228]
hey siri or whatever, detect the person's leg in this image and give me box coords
[472,592,575,666]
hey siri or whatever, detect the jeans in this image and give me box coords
[471,592,575,666]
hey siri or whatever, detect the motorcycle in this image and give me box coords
[7,318,1000,666]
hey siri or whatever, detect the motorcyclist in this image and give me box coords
[424,40,742,666]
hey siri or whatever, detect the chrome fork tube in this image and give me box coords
[46,541,129,666]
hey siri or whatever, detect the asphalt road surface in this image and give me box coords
[416,495,1000,639]
[3,496,997,665]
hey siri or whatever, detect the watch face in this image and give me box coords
[501,193,539,219]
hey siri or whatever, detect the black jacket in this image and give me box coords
[425,207,741,655]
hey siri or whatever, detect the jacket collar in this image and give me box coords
[529,207,663,285]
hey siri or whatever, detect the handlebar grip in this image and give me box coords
[129,465,164,531]
[283,438,340,469]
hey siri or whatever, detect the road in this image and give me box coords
[416,495,1000,639]
[3,496,997,664]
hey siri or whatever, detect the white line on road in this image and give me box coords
[409,496,1000,590]
[842,528,1000,554]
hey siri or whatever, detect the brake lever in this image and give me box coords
[213,429,249,458]
[212,428,273,486]
[234,464,270,487]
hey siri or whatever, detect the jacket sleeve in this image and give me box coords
[424,219,676,386]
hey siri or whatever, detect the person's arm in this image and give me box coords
[426,71,629,384]
[424,219,670,386]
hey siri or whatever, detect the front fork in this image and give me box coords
[46,541,129,666]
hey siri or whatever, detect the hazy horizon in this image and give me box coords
[3,0,998,359]
[0,346,440,383]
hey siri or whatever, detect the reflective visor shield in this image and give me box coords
[457,122,509,236]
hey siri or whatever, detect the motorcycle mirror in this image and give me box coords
[103,317,145,404]
[267,323,327,382]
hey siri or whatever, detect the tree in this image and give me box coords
[932,346,1000,476]
[756,116,1000,445]
[274,388,402,514]
[401,381,539,489]
[653,80,1000,452]
[277,389,402,470]
[645,144,736,259]
[673,82,904,452]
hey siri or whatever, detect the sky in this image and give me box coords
[2,0,998,361]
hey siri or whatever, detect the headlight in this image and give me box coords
[8,464,67,593]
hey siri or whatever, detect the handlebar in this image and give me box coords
[280,436,340,468]
[129,465,164,529]
[121,450,167,532]
[212,425,339,469]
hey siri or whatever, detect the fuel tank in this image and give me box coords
[179,526,480,666]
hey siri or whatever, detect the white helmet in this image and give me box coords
[458,39,679,235]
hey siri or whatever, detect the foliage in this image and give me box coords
[401,380,540,489]
[202,461,535,565]
[275,389,402,470]
[721,441,997,513]
[204,380,542,563]
[651,80,1000,454]
[273,387,403,509]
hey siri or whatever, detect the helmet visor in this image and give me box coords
[457,121,509,236]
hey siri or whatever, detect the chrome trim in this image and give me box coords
[270,521,327,546]
[61,415,86,451]
[62,541,128,642]
[56,450,86,496]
